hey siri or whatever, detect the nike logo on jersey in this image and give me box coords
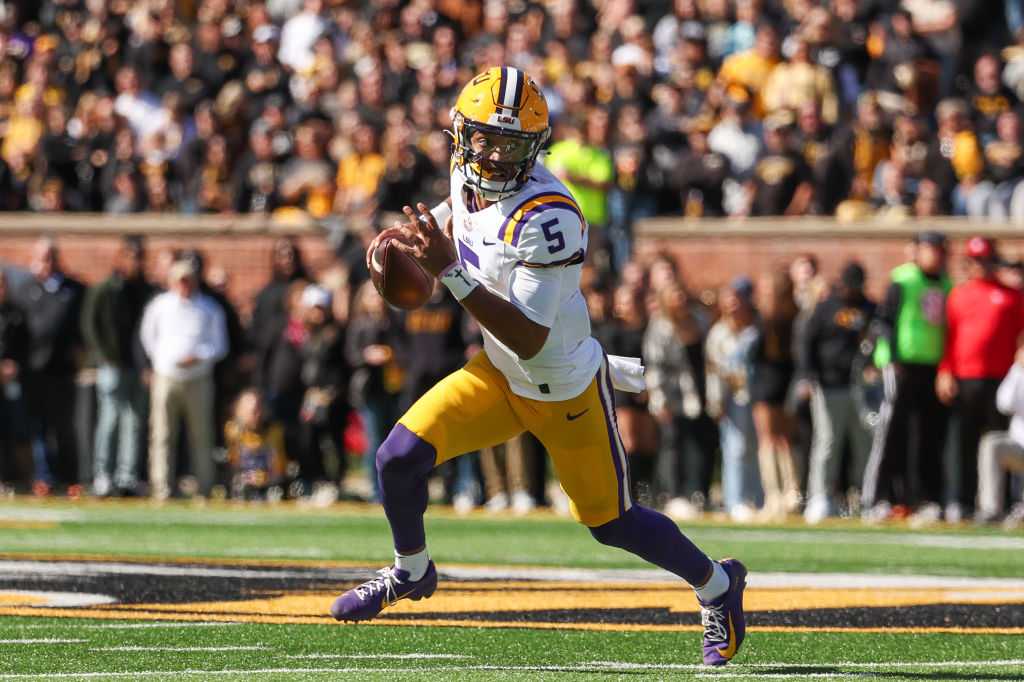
[482,238,496,246]
[566,409,589,421]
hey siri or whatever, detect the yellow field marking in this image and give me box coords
[0,593,48,607]
[0,521,56,529]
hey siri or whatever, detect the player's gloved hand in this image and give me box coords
[394,203,458,278]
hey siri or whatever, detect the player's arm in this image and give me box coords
[394,203,550,360]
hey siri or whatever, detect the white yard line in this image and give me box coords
[0,639,86,644]
[2,660,1023,679]
[91,646,267,652]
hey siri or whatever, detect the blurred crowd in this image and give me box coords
[2,231,1024,531]
[3,1,1024,264]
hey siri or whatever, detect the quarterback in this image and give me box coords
[331,66,747,666]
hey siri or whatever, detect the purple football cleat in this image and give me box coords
[330,562,438,622]
[698,558,747,666]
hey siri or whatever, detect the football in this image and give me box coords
[369,237,433,310]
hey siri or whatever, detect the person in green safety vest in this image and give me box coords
[861,231,951,524]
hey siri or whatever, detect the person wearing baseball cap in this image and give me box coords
[862,231,951,523]
[800,261,877,523]
[937,236,1024,522]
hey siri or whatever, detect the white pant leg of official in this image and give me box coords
[977,432,1024,518]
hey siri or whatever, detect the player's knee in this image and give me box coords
[375,424,437,483]
[589,512,631,549]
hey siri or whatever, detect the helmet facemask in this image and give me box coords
[453,113,550,202]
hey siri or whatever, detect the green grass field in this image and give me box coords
[0,500,1022,680]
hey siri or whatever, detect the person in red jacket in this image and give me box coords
[936,237,1024,520]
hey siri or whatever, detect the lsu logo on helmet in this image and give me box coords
[451,66,550,202]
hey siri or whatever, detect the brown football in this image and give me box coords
[369,238,433,310]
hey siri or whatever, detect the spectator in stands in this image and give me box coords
[675,115,730,218]
[547,110,614,250]
[0,269,29,491]
[279,120,333,220]
[745,112,814,217]
[979,110,1024,219]
[718,22,781,117]
[937,237,1024,521]
[706,277,763,521]
[81,235,156,497]
[644,281,715,519]
[937,99,986,216]
[763,33,838,125]
[801,262,876,523]
[140,259,228,501]
[334,120,386,219]
[224,388,287,501]
[863,231,950,522]
[967,53,1017,142]
[13,238,85,497]
[480,436,535,514]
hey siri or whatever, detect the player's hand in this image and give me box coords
[936,371,958,405]
[393,203,458,278]
[365,224,412,273]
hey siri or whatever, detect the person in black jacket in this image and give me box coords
[12,238,86,496]
[346,282,402,503]
[0,269,30,490]
[800,262,876,523]
[81,236,156,497]
[250,238,308,386]
[295,285,348,498]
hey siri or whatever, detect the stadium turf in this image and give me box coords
[0,500,1021,680]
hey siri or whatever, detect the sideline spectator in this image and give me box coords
[0,270,29,491]
[140,259,228,501]
[346,282,402,504]
[251,238,309,386]
[937,237,1024,521]
[81,236,156,497]
[750,269,800,520]
[295,285,348,499]
[644,281,716,518]
[863,232,950,521]
[976,345,1024,528]
[801,263,876,523]
[13,238,85,497]
[224,388,287,501]
[706,277,763,521]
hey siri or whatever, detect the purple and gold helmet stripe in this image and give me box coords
[498,192,585,246]
[497,66,521,110]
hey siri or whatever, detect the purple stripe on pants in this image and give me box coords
[597,359,629,517]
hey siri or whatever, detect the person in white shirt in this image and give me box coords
[977,345,1024,528]
[277,0,326,72]
[140,259,228,500]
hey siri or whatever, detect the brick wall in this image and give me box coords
[0,232,335,319]
[2,215,1022,318]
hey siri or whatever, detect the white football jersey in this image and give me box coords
[450,162,602,401]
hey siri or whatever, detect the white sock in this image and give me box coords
[694,560,730,602]
[394,548,430,581]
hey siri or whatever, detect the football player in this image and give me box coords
[331,66,747,666]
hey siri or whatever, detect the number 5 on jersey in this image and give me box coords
[541,218,564,254]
